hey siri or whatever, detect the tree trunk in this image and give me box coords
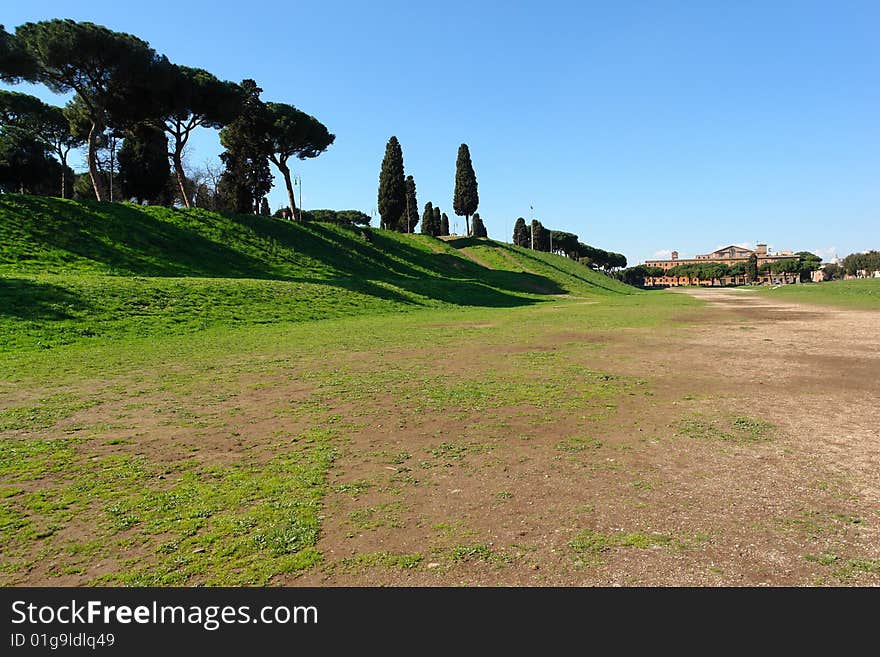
[87,122,105,201]
[172,148,191,209]
[465,214,470,236]
[280,164,297,220]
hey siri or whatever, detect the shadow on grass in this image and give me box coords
[1,196,570,310]
[14,197,273,278]
[446,237,633,296]
[0,277,92,320]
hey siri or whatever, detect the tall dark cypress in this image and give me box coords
[377,136,405,230]
[440,212,449,236]
[512,217,529,246]
[421,201,434,235]
[472,212,487,238]
[746,253,758,282]
[453,143,478,235]
[531,219,550,251]
[403,174,418,232]
[433,206,441,236]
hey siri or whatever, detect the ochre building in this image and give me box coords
[645,243,801,287]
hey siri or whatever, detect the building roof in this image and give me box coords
[709,244,755,255]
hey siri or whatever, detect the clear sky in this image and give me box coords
[3,1,878,264]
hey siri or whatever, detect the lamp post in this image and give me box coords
[530,205,534,250]
[293,175,302,221]
[109,133,116,203]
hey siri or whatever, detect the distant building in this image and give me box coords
[645,243,803,287]
[645,243,793,270]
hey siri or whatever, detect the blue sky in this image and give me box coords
[3,1,878,264]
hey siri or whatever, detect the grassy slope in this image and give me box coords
[755,279,880,309]
[0,195,637,352]
[450,238,635,296]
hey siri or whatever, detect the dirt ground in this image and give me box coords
[293,289,880,586]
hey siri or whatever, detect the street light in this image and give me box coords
[293,175,302,221]
[529,205,534,250]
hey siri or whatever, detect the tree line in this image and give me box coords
[837,250,880,278]
[510,217,626,271]
[0,19,334,217]
[618,251,824,286]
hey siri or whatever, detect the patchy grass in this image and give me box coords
[447,543,514,566]
[567,528,706,568]
[333,481,373,497]
[2,428,337,585]
[555,436,603,453]
[805,552,880,582]
[428,441,495,461]
[348,502,406,531]
[677,414,775,443]
[569,528,673,556]
[329,551,423,574]
[0,394,97,432]
[776,510,863,539]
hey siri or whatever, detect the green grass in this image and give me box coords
[677,414,775,443]
[754,279,880,309]
[569,528,674,555]
[568,528,676,567]
[568,528,708,568]
[3,427,336,585]
[555,435,603,453]
[805,552,880,582]
[0,196,640,354]
[328,551,423,574]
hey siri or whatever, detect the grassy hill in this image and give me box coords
[0,195,636,353]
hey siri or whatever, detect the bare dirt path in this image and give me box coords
[670,288,880,505]
[295,289,880,586]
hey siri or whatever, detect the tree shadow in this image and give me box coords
[2,196,579,310]
[485,241,632,295]
[249,222,565,306]
[0,277,92,320]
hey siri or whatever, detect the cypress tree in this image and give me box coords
[440,212,449,236]
[472,212,488,238]
[377,135,405,230]
[433,206,441,236]
[513,217,528,246]
[403,174,418,232]
[259,197,270,216]
[531,219,550,251]
[453,143,478,235]
[746,253,758,283]
[421,201,434,235]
